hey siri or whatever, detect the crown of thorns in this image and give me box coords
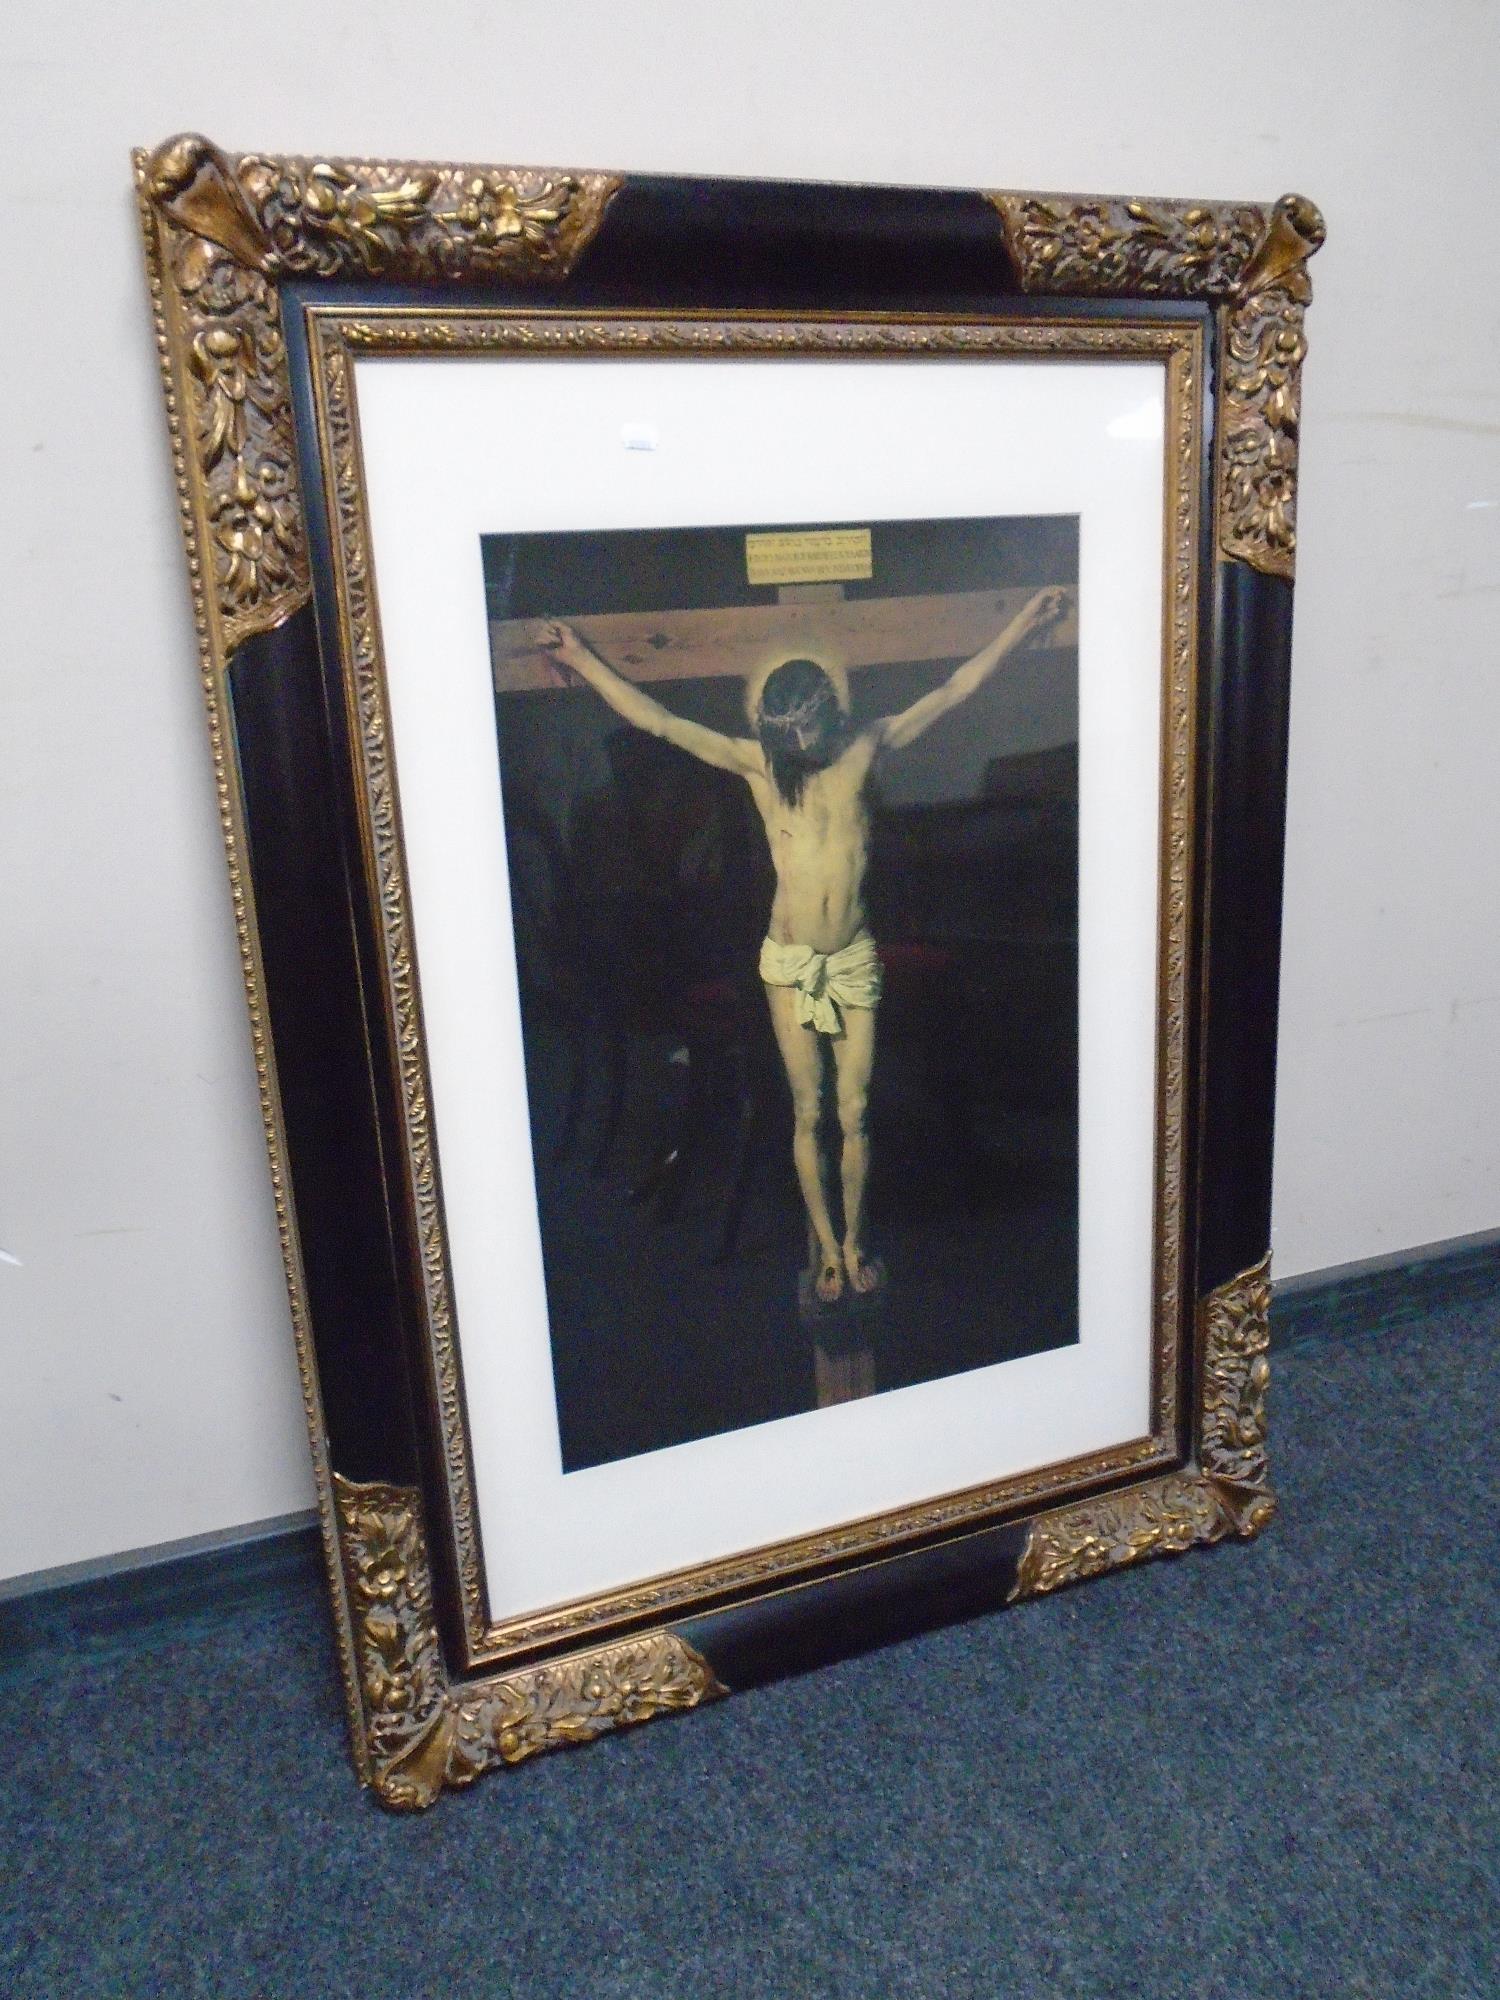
[766,685,838,748]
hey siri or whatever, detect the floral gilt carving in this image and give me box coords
[1199,1250,1274,1532]
[136,135,620,647]
[156,222,308,648]
[144,134,620,285]
[1011,1255,1275,1601]
[1010,1470,1224,1600]
[335,1478,449,1778]
[990,194,1266,299]
[990,186,1323,578]
[332,1475,725,1811]
[1218,195,1325,579]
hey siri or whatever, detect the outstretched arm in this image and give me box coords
[535,620,758,775]
[873,588,1070,753]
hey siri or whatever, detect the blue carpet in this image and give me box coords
[3,1294,1497,1999]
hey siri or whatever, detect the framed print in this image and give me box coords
[135,135,1322,1809]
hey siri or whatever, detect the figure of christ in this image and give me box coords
[536,586,1068,1308]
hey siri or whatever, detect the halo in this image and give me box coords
[743,651,852,726]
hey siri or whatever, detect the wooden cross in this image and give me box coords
[491,584,1078,694]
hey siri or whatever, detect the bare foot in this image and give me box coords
[843,1245,886,1297]
[814,1251,844,1304]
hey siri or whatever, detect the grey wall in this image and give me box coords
[4,0,1497,1578]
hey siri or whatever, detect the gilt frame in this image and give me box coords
[135,134,1321,1810]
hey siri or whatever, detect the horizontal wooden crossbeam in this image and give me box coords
[491,585,1077,693]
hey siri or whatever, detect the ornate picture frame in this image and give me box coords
[136,134,1320,1811]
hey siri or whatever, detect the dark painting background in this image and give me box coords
[482,515,1080,1471]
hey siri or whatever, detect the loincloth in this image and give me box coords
[759,930,883,1036]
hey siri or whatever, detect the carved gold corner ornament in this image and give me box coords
[1010,1254,1274,1601]
[1217,194,1326,579]
[989,188,1324,579]
[1197,1250,1275,1533]
[135,134,621,648]
[332,1475,726,1812]
[990,193,1267,298]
